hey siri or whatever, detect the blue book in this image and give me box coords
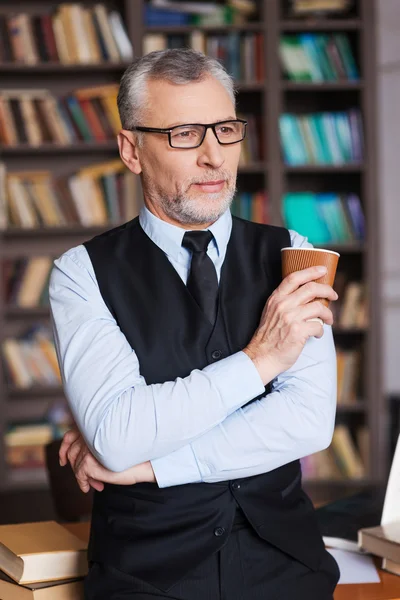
[64,97,93,142]
[346,194,365,240]
[316,193,352,242]
[144,7,190,25]
[56,99,77,143]
[298,34,324,82]
[279,114,308,165]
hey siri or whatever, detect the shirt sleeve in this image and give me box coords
[49,246,265,472]
[151,230,337,488]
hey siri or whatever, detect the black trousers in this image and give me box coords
[85,507,340,600]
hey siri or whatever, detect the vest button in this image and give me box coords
[231,482,241,490]
[211,350,222,360]
[214,527,226,537]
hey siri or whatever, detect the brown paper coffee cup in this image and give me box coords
[281,247,340,325]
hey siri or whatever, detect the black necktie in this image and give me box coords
[182,230,219,325]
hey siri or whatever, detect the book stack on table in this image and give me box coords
[0,521,87,599]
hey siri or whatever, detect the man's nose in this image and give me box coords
[197,128,225,169]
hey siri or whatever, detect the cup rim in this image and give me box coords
[281,247,340,257]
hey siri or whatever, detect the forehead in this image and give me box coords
[143,76,235,127]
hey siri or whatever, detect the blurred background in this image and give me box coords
[0,0,399,523]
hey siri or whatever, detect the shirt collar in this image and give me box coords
[139,204,232,261]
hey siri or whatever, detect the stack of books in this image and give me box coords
[359,524,400,577]
[0,521,87,599]
[5,422,55,475]
[289,0,353,15]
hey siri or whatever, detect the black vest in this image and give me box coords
[84,215,326,592]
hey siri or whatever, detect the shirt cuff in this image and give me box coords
[203,350,265,415]
[151,444,202,488]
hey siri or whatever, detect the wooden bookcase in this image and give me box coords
[0,0,383,504]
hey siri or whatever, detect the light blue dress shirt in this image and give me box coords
[49,206,337,488]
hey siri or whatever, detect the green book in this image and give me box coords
[279,36,312,81]
[333,34,359,80]
[315,34,337,81]
[282,192,331,244]
[312,114,332,163]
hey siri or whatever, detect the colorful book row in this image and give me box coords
[279,110,363,165]
[282,191,365,244]
[0,4,133,65]
[3,325,61,389]
[280,33,359,82]
[3,257,52,308]
[144,32,264,82]
[0,84,120,146]
[0,159,142,229]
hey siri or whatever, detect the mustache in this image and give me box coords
[187,171,233,186]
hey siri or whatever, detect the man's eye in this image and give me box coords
[173,130,197,138]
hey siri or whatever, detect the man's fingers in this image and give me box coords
[279,266,328,296]
[59,428,80,466]
[300,301,334,326]
[67,439,84,470]
[88,478,105,492]
[290,281,338,307]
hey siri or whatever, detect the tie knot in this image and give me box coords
[182,230,214,254]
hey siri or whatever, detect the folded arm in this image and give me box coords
[49,247,265,473]
[151,324,337,487]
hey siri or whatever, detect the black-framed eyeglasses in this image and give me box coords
[127,119,247,149]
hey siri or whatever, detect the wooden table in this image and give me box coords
[65,523,400,600]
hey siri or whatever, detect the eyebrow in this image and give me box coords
[162,116,237,129]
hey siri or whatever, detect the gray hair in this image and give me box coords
[117,48,236,145]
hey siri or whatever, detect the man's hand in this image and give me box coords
[59,428,156,493]
[244,266,338,385]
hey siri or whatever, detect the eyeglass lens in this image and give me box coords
[170,121,245,148]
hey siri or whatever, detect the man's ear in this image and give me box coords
[118,130,142,175]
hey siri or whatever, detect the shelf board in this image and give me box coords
[336,401,366,413]
[6,385,64,398]
[303,478,374,487]
[1,142,118,155]
[2,468,49,492]
[0,62,130,73]
[281,81,364,91]
[5,306,50,319]
[236,81,265,92]
[322,242,365,253]
[284,163,365,173]
[5,398,53,421]
[238,162,266,174]
[333,326,367,334]
[280,18,362,31]
[2,224,119,238]
[144,23,264,34]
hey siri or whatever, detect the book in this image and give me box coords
[382,557,400,577]
[358,522,400,563]
[0,570,84,600]
[0,521,87,584]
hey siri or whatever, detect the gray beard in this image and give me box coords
[143,172,237,226]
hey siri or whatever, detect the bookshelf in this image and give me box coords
[0,0,383,504]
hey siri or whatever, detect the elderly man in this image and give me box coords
[50,49,340,599]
